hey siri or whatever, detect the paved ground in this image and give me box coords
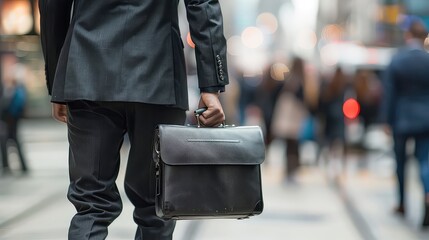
[0,119,428,240]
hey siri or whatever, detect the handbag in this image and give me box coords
[271,92,308,139]
[153,111,265,220]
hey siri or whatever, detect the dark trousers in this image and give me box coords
[66,101,186,240]
[285,138,300,177]
[0,121,7,170]
[393,134,429,206]
[0,116,27,172]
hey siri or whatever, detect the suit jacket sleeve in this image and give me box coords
[184,0,229,90]
[39,0,74,95]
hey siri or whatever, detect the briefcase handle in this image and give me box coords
[194,107,227,128]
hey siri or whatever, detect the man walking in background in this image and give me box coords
[380,17,429,228]
[0,77,28,173]
[39,0,228,239]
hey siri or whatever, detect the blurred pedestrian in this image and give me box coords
[253,63,283,146]
[39,0,228,239]
[379,17,429,227]
[0,78,28,173]
[353,68,382,129]
[318,66,348,179]
[271,57,309,182]
[237,71,260,125]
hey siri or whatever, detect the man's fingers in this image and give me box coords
[52,103,68,123]
[198,92,225,127]
[198,111,224,127]
[201,108,221,119]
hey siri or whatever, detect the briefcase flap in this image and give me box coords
[157,125,265,166]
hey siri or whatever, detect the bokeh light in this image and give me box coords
[296,29,318,50]
[241,27,264,49]
[256,12,279,34]
[343,98,360,119]
[1,0,33,35]
[270,63,290,81]
[227,35,243,56]
[239,51,266,77]
[321,24,344,42]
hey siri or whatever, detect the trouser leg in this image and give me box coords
[285,138,300,177]
[67,101,126,240]
[415,136,429,196]
[8,119,27,171]
[0,135,8,170]
[0,121,9,170]
[393,134,407,207]
[124,103,185,240]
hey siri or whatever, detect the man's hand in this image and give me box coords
[198,92,225,127]
[52,103,68,123]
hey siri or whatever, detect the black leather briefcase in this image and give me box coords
[153,124,265,220]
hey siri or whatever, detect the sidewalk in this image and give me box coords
[0,119,427,240]
[340,151,429,240]
[187,166,361,240]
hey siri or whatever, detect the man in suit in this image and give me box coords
[39,0,228,239]
[380,17,429,227]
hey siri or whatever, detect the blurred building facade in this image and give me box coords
[0,0,49,117]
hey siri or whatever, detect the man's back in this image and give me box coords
[391,47,429,96]
[383,45,429,135]
[40,0,228,110]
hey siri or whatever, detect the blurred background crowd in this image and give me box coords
[1,0,429,239]
[1,0,428,118]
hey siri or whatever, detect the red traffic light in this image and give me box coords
[343,98,360,119]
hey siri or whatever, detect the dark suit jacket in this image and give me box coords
[379,41,429,135]
[39,0,229,110]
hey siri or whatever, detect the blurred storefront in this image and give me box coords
[315,0,427,73]
[0,0,50,118]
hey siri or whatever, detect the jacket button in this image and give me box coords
[219,75,225,81]
[219,69,224,75]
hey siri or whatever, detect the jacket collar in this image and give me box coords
[406,39,425,50]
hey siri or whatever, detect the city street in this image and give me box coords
[0,119,428,240]
[1,0,429,239]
